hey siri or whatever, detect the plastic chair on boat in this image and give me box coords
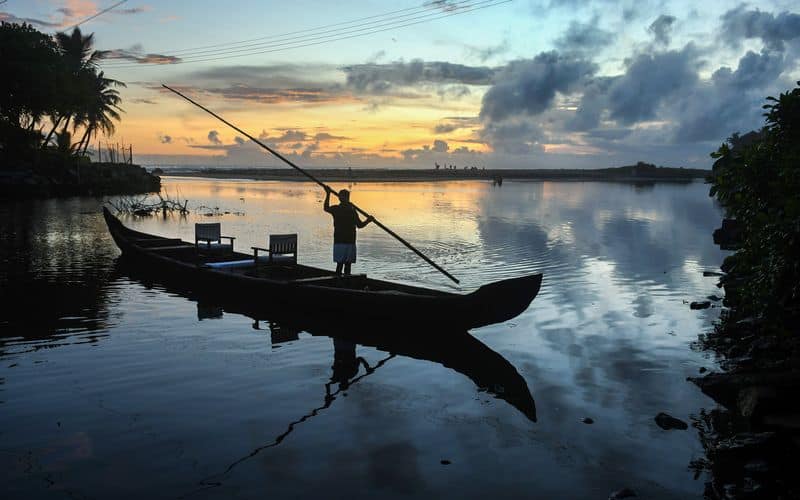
[195,222,235,253]
[252,234,297,264]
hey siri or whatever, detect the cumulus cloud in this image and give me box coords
[605,44,699,124]
[158,134,172,144]
[555,18,615,53]
[672,49,787,142]
[479,51,597,122]
[720,6,800,51]
[208,130,221,145]
[648,14,676,45]
[234,136,246,145]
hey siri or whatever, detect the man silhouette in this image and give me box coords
[323,187,373,275]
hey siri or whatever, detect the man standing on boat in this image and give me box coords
[323,187,373,276]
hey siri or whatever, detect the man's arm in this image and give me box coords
[323,187,333,213]
[356,213,374,228]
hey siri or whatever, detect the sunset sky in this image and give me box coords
[3,0,800,168]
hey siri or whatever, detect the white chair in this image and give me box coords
[252,233,297,264]
[195,222,235,253]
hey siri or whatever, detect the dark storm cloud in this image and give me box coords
[207,130,221,145]
[565,76,615,131]
[479,51,597,122]
[343,60,495,94]
[672,49,787,142]
[555,18,615,52]
[648,14,676,45]
[720,6,800,51]
[605,44,699,124]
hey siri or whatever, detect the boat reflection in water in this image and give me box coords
[116,256,536,487]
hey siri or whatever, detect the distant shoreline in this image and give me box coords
[160,165,709,184]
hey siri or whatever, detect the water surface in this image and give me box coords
[1,178,726,499]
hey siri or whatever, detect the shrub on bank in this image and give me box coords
[709,82,800,330]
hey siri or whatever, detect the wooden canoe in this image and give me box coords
[103,207,542,330]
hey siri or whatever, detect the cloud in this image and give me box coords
[720,6,800,51]
[99,45,181,65]
[343,60,495,94]
[1,1,147,29]
[0,12,61,27]
[605,44,699,124]
[432,139,449,152]
[565,76,614,131]
[466,40,510,62]
[479,120,544,155]
[203,85,345,103]
[433,116,478,134]
[208,130,221,145]
[314,132,349,141]
[479,51,597,122]
[648,15,676,46]
[234,136,245,145]
[672,49,787,142]
[158,134,172,144]
[555,18,615,53]
[259,129,308,143]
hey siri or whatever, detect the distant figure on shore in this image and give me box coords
[323,187,373,276]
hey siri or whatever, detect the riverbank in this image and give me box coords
[0,162,161,198]
[689,220,800,499]
[162,164,708,183]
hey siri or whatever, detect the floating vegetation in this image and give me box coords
[196,205,246,217]
[107,192,189,216]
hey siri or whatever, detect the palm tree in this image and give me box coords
[43,27,103,147]
[76,71,125,157]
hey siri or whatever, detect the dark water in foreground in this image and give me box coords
[1,179,727,499]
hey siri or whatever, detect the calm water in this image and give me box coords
[1,178,727,499]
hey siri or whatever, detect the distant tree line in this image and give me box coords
[0,22,124,168]
[709,82,800,328]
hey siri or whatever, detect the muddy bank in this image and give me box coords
[690,219,800,499]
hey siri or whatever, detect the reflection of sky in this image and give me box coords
[1,180,727,498]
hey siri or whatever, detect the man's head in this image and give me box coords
[339,189,350,202]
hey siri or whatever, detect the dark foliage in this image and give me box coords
[708,82,800,328]
[0,22,124,168]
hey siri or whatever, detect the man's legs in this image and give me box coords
[344,263,352,275]
[335,263,343,275]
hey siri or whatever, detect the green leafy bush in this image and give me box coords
[709,82,800,325]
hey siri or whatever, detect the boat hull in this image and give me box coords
[103,208,542,330]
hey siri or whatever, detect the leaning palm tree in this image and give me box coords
[43,27,105,147]
[76,71,126,158]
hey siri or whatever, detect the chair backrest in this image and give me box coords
[195,222,221,241]
[269,233,297,258]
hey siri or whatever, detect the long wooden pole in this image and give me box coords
[162,84,460,284]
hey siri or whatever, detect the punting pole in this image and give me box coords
[162,84,460,284]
